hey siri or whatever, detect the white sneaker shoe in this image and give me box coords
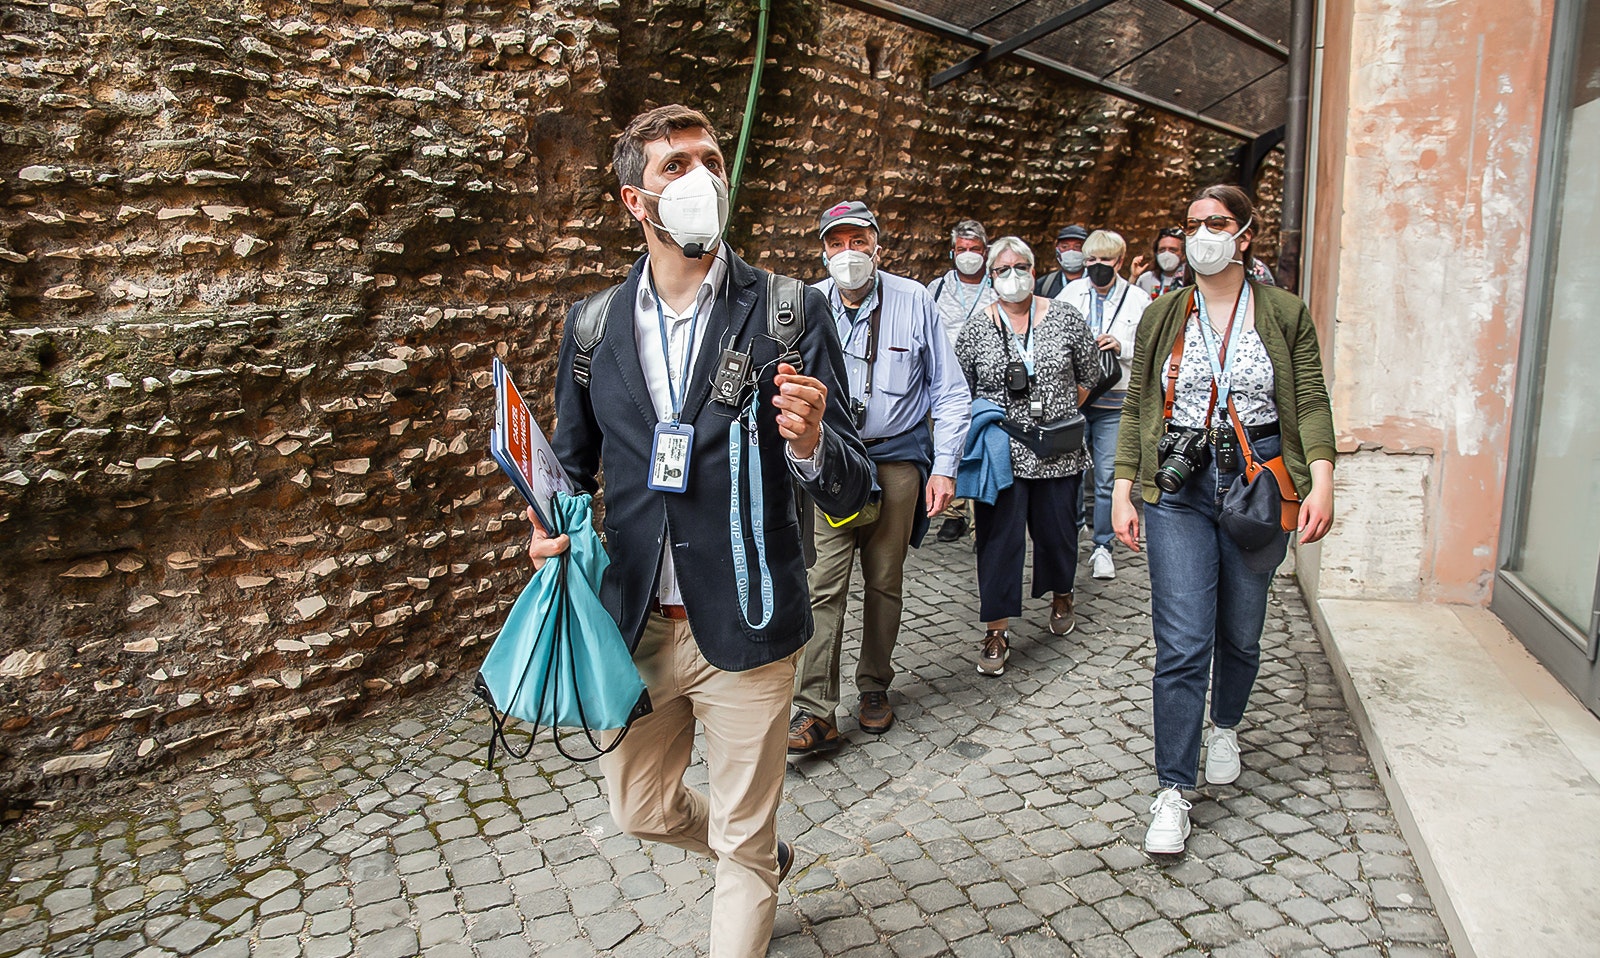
[1091,546,1115,580]
[1144,787,1192,854]
[1205,727,1241,785]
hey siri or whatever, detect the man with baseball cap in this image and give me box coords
[1035,224,1089,298]
[789,200,971,755]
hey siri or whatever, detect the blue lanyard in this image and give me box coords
[652,280,702,425]
[727,390,773,629]
[1194,284,1251,424]
[1004,301,1036,374]
[956,275,988,321]
[1092,285,1126,337]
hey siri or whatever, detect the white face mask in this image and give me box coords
[1058,249,1085,273]
[825,249,876,292]
[993,268,1033,303]
[634,165,729,258]
[1185,218,1250,276]
[953,250,985,276]
[1156,250,1182,273]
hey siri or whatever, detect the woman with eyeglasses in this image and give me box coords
[954,236,1101,677]
[1110,186,1335,855]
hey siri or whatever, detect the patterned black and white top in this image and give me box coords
[956,299,1101,478]
[1170,312,1277,428]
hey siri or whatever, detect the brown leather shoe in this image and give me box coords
[1049,594,1076,636]
[857,691,894,734]
[786,712,841,755]
[977,629,1009,676]
[777,839,794,881]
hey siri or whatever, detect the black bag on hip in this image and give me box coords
[998,411,1086,459]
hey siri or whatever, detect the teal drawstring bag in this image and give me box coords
[474,491,652,764]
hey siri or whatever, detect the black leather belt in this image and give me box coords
[1174,420,1280,441]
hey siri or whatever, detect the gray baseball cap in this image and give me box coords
[819,200,879,237]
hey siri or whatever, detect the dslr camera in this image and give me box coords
[1155,429,1211,494]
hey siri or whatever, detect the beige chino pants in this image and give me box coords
[600,614,797,958]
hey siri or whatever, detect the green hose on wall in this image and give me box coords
[727,0,771,212]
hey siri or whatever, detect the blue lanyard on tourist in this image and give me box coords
[1006,301,1036,374]
[957,275,988,321]
[727,389,774,629]
[1092,285,1127,337]
[1194,284,1250,424]
[652,280,702,426]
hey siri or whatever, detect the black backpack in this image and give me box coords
[571,273,808,387]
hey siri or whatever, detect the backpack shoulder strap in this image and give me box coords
[933,276,946,300]
[766,273,806,373]
[571,284,622,388]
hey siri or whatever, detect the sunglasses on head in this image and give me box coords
[1181,215,1241,235]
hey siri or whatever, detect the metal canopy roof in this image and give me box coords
[833,0,1291,141]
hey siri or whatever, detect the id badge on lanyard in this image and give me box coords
[649,281,700,494]
[648,422,694,493]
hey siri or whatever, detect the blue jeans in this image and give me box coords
[1083,406,1122,549]
[1145,433,1286,790]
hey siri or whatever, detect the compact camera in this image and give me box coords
[850,397,869,429]
[1155,429,1211,494]
[1005,360,1031,396]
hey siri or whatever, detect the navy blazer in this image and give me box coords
[551,251,875,672]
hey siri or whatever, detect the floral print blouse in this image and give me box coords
[955,299,1101,478]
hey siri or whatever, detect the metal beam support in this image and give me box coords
[1275,0,1314,293]
[832,0,1263,140]
[931,0,1121,89]
[1233,125,1284,187]
[1154,0,1289,60]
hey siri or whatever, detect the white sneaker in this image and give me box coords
[1090,546,1115,580]
[1205,727,1241,785]
[1144,787,1192,854]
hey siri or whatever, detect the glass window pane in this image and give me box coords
[1510,1,1600,631]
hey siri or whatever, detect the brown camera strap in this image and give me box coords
[1160,291,1195,423]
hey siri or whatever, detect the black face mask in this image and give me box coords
[1087,263,1116,287]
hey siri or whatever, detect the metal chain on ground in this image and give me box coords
[43,695,479,958]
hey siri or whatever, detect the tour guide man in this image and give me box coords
[526,104,873,958]
[788,200,971,755]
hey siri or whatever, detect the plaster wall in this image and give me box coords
[1308,0,1554,604]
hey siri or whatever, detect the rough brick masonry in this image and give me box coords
[0,0,1281,798]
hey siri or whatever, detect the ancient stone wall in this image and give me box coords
[0,0,1279,798]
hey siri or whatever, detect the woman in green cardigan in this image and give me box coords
[1110,185,1336,855]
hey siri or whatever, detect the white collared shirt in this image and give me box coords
[635,252,726,605]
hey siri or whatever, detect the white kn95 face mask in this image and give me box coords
[634,165,729,258]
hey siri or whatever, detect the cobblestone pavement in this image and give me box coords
[0,537,1454,958]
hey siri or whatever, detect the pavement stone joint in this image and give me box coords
[0,540,1453,958]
